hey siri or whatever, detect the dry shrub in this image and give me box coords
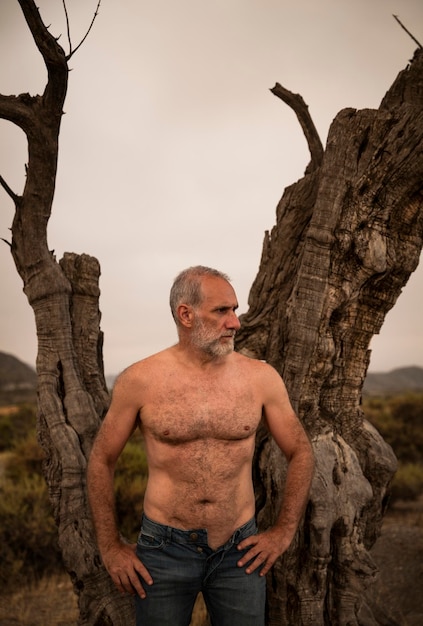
[0,468,61,590]
[364,393,423,502]
[0,421,150,592]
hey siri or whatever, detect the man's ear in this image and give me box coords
[177,304,194,328]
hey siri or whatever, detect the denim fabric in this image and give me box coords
[135,513,266,626]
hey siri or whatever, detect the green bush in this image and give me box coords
[0,403,37,451]
[364,393,423,462]
[390,463,423,501]
[115,435,149,540]
[0,424,58,591]
[364,393,423,500]
[0,468,61,590]
[5,433,45,481]
[0,424,148,589]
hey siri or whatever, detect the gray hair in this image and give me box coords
[169,266,231,323]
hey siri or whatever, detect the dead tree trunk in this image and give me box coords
[236,49,423,625]
[0,1,133,623]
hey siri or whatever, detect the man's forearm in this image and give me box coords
[275,444,314,543]
[235,440,314,576]
[87,458,121,556]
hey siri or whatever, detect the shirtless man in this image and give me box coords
[87,266,314,626]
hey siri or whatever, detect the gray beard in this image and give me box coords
[191,320,235,358]
[203,336,234,358]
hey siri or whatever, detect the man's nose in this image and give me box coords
[227,310,241,330]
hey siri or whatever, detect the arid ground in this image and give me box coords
[366,495,423,626]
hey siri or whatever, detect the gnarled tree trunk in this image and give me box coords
[0,1,134,623]
[236,49,423,625]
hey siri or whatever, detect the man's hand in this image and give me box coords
[236,528,292,577]
[102,540,153,598]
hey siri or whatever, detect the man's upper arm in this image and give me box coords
[92,367,141,465]
[261,364,310,461]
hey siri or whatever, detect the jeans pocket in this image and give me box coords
[235,517,258,545]
[137,529,165,550]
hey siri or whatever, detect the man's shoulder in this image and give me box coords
[232,351,274,374]
[233,352,284,383]
[116,347,175,383]
[233,350,267,368]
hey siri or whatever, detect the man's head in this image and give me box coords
[169,266,231,323]
[170,266,240,357]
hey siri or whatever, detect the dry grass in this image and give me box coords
[386,495,423,527]
[0,573,78,626]
[0,574,208,626]
[0,405,20,415]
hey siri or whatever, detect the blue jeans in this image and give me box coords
[135,513,266,626]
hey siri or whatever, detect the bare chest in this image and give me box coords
[140,377,261,444]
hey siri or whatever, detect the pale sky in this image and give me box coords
[0,0,422,375]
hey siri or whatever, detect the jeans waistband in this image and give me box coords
[140,513,257,549]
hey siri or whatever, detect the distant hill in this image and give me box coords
[0,352,37,405]
[1,351,422,404]
[363,366,423,396]
[106,365,423,397]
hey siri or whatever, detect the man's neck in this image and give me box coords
[172,341,232,370]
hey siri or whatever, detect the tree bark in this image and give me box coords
[236,49,423,625]
[0,1,134,623]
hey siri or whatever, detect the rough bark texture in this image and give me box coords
[236,49,423,625]
[0,1,134,624]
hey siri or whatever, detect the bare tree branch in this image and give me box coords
[66,0,102,60]
[0,93,37,132]
[17,0,68,111]
[393,14,423,49]
[0,174,21,205]
[270,83,324,173]
[62,0,72,56]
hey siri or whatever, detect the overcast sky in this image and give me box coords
[1,0,422,376]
